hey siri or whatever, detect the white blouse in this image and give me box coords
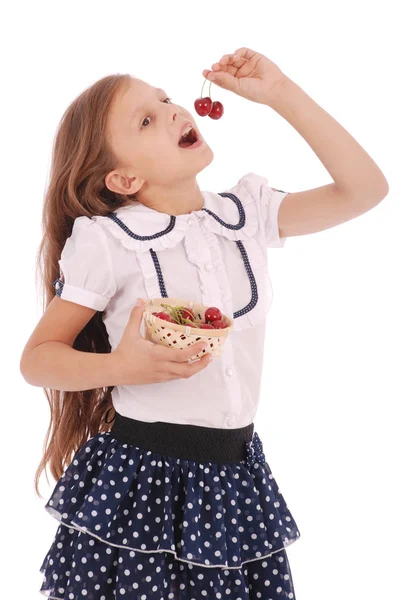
[54,172,289,429]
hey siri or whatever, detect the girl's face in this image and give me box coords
[105,77,214,198]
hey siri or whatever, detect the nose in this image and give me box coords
[171,110,181,129]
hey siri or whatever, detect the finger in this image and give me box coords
[182,342,209,361]
[144,328,154,343]
[211,62,237,76]
[203,65,237,82]
[159,341,208,362]
[210,56,238,75]
[218,52,250,66]
[206,52,250,80]
[185,352,212,375]
[218,53,236,66]
[233,47,253,62]
[164,352,212,381]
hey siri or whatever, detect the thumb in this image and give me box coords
[204,70,237,92]
[128,297,145,331]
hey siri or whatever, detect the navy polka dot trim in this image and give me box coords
[106,211,177,241]
[149,249,168,298]
[232,241,258,318]
[52,278,64,297]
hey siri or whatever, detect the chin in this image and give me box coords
[204,144,214,163]
[195,147,214,175]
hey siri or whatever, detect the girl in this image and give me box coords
[21,47,388,600]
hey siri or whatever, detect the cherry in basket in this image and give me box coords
[145,298,234,359]
[153,303,229,330]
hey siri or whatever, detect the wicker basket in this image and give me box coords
[143,297,234,359]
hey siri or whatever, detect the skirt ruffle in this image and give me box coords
[40,430,300,599]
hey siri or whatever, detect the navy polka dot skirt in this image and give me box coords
[39,410,301,599]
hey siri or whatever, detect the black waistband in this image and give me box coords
[109,411,254,464]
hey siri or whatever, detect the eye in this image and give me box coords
[141,97,173,128]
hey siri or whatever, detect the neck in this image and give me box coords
[133,180,205,216]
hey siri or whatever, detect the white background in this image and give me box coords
[1,1,400,599]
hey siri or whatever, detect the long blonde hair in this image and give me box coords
[35,73,136,496]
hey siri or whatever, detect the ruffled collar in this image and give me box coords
[92,178,260,253]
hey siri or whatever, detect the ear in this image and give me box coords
[105,170,144,196]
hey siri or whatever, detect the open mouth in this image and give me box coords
[178,127,199,148]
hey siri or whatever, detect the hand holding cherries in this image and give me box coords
[201,48,287,106]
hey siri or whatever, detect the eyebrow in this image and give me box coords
[131,88,166,122]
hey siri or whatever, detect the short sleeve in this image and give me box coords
[239,172,290,248]
[53,216,117,311]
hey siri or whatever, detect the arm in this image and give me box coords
[20,297,121,391]
[266,77,389,237]
[21,340,120,391]
[20,296,211,390]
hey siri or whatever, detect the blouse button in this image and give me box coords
[225,367,234,377]
[204,263,213,272]
[226,416,235,426]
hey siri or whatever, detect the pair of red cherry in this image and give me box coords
[194,78,224,120]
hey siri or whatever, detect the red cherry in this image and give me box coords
[177,307,196,322]
[194,97,212,117]
[208,101,224,120]
[199,323,215,329]
[195,79,224,120]
[204,306,222,323]
[209,319,226,329]
[157,312,175,322]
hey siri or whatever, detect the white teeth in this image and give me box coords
[181,124,193,138]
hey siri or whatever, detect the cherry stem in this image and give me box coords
[201,78,212,99]
[161,302,195,326]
